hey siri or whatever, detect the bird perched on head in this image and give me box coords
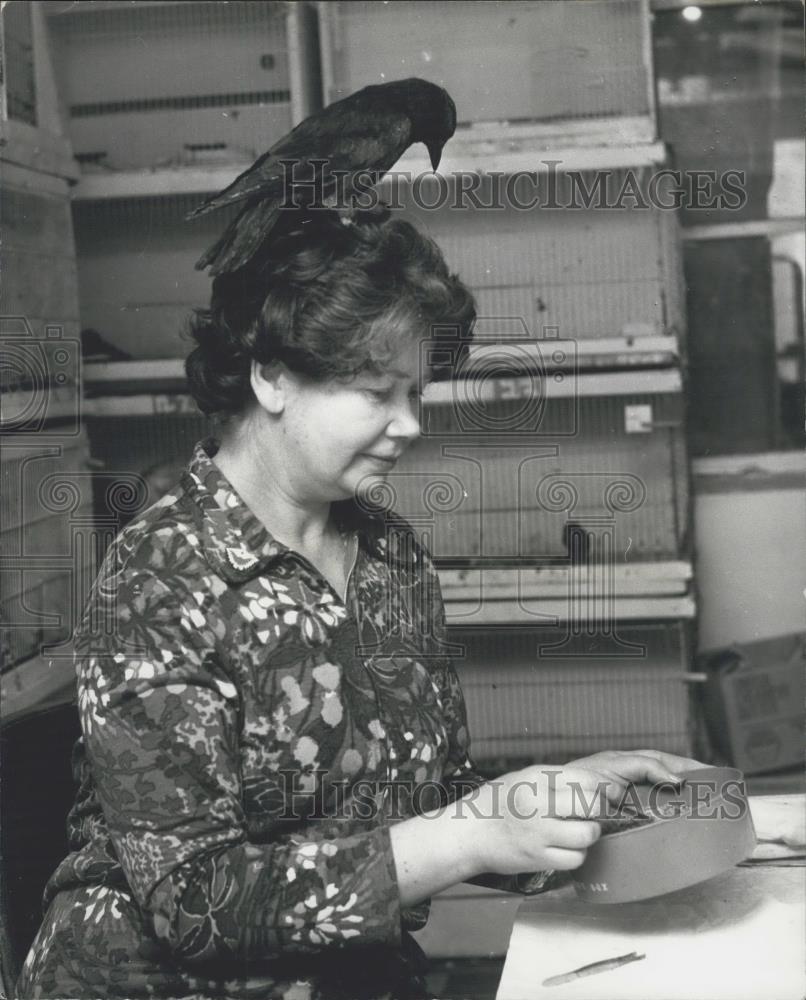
[186,77,457,275]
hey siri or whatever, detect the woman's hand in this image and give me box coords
[392,751,713,906]
[566,748,710,789]
[466,750,712,877]
[467,763,627,877]
[391,763,603,904]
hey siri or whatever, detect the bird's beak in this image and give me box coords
[427,143,442,172]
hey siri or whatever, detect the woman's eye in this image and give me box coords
[361,384,423,403]
[365,387,393,401]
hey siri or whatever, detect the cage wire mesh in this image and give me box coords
[49,1,292,169]
[25,1,695,770]
[393,387,688,562]
[324,0,652,125]
[1,436,92,673]
[412,169,683,344]
[2,0,37,125]
[454,622,694,767]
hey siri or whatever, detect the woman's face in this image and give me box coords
[279,337,427,502]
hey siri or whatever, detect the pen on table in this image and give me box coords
[542,951,646,987]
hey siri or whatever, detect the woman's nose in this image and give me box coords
[386,397,421,442]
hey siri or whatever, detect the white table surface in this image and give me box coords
[496,865,806,1000]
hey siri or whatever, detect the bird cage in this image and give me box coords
[451,622,694,767]
[72,171,686,364]
[82,362,211,506]
[72,194,225,359]
[385,369,689,564]
[402,177,686,355]
[80,360,211,535]
[47,1,317,171]
[2,0,37,126]
[83,406,210,496]
[0,433,92,673]
[320,0,655,141]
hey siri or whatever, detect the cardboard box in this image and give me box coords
[701,633,805,775]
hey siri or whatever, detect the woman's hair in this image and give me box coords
[185,206,476,417]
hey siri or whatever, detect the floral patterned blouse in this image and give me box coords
[19,439,558,1000]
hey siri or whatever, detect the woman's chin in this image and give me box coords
[350,469,397,506]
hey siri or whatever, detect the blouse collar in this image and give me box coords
[182,438,413,584]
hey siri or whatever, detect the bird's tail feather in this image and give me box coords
[185,163,283,220]
[186,194,218,220]
[185,178,269,220]
[194,200,282,274]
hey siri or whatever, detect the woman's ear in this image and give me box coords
[250,359,288,415]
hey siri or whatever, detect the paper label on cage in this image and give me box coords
[625,404,652,433]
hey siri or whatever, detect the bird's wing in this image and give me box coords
[187,107,412,218]
[283,114,413,207]
[184,144,292,219]
[194,198,282,274]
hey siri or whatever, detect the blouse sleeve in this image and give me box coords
[419,547,570,896]
[417,548,486,799]
[76,550,403,967]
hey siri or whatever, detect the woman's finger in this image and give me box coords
[557,819,603,850]
[593,753,687,786]
[562,765,627,791]
[632,749,711,772]
[540,817,602,850]
[539,846,590,871]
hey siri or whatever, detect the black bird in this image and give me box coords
[187,78,457,275]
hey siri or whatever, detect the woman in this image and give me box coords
[18,207,701,1000]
